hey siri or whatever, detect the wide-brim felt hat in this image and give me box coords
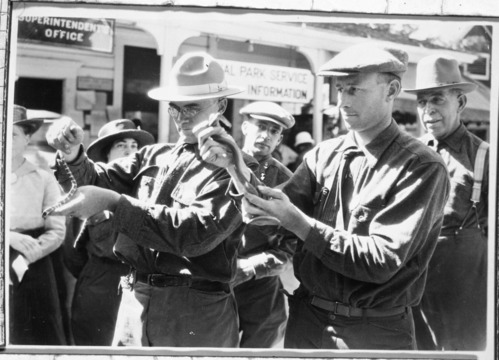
[404,54,477,94]
[12,105,46,134]
[87,119,155,163]
[148,52,243,102]
[317,43,408,78]
[240,101,295,129]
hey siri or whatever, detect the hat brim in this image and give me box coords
[248,114,289,129]
[404,82,477,94]
[14,119,44,134]
[87,130,155,163]
[295,140,315,147]
[26,109,61,121]
[317,70,351,77]
[148,87,243,102]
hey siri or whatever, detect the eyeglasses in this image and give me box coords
[168,101,217,119]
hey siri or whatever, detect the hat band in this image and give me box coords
[175,81,228,96]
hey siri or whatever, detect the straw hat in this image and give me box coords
[404,54,477,94]
[240,101,295,129]
[12,105,46,135]
[148,52,243,102]
[87,119,155,163]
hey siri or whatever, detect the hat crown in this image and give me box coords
[295,131,315,147]
[240,101,295,129]
[416,55,464,88]
[98,119,140,139]
[13,105,28,122]
[318,43,408,77]
[147,52,242,102]
[174,53,226,88]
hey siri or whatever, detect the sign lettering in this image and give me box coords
[18,16,114,53]
[219,60,314,103]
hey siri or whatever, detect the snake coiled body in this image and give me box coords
[212,134,280,227]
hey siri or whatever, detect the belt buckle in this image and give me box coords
[334,302,351,317]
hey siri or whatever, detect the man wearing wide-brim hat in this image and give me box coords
[405,54,488,351]
[197,42,450,350]
[45,52,255,347]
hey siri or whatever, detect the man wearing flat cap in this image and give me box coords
[45,52,255,347]
[405,55,488,351]
[233,101,297,348]
[196,43,450,350]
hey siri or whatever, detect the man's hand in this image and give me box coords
[193,119,235,169]
[233,258,256,286]
[243,186,312,240]
[48,185,121,219]
[46,116,84,162]
[9,232,43,264]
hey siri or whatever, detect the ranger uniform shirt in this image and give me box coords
[284,120,450,309]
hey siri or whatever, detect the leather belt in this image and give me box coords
[135,272,229,293]
[310,296,406,318]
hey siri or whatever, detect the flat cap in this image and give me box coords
[240,101,295,129]
[318,43,408,78]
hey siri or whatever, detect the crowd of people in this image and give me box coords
[8,42,488,351]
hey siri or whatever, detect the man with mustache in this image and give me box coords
[234,101,297,347]
[196,43,450,350]
[405,55,489,351]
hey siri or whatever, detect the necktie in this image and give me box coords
[336,149,364,230]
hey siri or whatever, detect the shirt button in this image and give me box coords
[328,314,336,321]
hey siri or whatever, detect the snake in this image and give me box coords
[42,119,279,227]
[42,152,78,219]
[208,115,281,227]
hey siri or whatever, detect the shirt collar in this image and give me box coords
[14,158,38,177]
[439,123,466,152]
[340,120,400,168]
[257,153,273,164]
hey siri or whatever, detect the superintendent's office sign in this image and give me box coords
[18,16,114,53]
[219,60,314,104]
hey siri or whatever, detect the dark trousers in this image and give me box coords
[284,292,416,350]
[234,275,287,348]
[113,281,239,347]
[414,230,487,351]
[9,255,66,345]
[71,256,128,346]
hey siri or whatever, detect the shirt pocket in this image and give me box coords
[313,187,336,225]
[171,183,196,207]
[349,204,379,234]
[133,166,160,201]
[446,176,473,217]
